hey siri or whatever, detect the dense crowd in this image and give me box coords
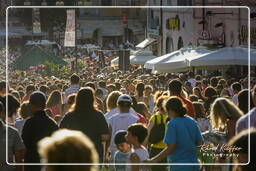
[0,47,256,171]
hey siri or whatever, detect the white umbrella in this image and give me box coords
[189,47,256,67]
[144,47,211,73]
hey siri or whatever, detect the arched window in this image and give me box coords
[166,37,174,53]
[177,37,183,50]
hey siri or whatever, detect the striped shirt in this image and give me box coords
[64,84,80,103]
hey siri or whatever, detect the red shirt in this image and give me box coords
[172,95,195,118]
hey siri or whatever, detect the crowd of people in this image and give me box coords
[0,45,256,171]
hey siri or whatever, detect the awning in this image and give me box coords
[136,38,156,48]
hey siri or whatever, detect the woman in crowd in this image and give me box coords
[147,96,204,171]
[104,91,122,120]
[193,102,210,132]
[60,87,110,162]
[14,101,31,136]
[193,87,204,102]
[46,90,63,119]
[210,97,243,140]
[204,86,218,114]
[146,95,169,171]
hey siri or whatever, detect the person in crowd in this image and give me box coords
[22,91,58,171]
[201,78,209,93]
[228,129,256,171]
[220,88,232,99]
[189,95,199,102]
[193,102,210,132]
[146,97,203,171]
[98,81,109,101]
[46,90,63,119]
[60,87,109,163]
[64,74,80,103]
[0,101,25,171]
[144,85,155,114]
[168,79,195,118]
[135,82,147,104]
[0,80,7,96]
[104,91,122,120]
[108,94,139,163]
[210,97,243,140]
[14,101,31,136]
[184,81,193,95]
[236,85,256,134]
[114,130,132,171]
[231,82,242,105]
[187,71,196,88]
[146,95,169,171]
[136,102,150,120]
[22,84,36,102]
[126,123,149,171]
[210,77,218,88]
[62,93,76,114]
[38,129,99,171]
[203,86,218,114]
[237,89,254,114]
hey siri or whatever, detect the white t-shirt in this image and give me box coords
[232,94,239,105]
[108,113,139,155]
[126,147,149,171]
[188,78,197,88]
[105,108,137,122]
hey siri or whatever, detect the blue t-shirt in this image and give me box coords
[164,116,203,171]
[114,151,131,171]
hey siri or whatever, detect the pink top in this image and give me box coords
[48,105,61,118]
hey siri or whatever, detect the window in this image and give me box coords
[177,37,184,50]
[177,0,192,6]
[166,37,174,53]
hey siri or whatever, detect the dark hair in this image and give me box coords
[0,101,3,113]
[26,84,36,94]
[165,97,187,116]
[202,78,208,86]
[39,85,48,95]
[189,95,198,102]
[74,87,95,112]
[193,102,205,119]
[71,74,80,85]
[188,71,194,78]
[231,82,242,92]
[98,81,106,88]
[95,88,103,96]
[0,81,6,92]
[210,77,218,87]
[136,82,145,97]
[115,82,121,91]
[168,79,182,95]
[204,86,217,98]
[85,82,95,90]
[114,130,127,145]
[195,75,201,81]
[238,89,254,114]
[1,95,20,117]
[127,123,148,144]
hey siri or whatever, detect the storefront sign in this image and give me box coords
[32,8,41,34]
[167,16,180,30]
[64,9,76,47]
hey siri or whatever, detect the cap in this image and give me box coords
[117,94,132,103]
[29,91,46,108]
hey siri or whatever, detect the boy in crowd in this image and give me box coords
[126,123,149,171]
[114,130,132,171]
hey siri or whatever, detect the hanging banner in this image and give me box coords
[32,8,41,34]
[64,9,76,47]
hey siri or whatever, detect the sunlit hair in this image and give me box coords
[46,90,62,108]
[155,95,169,113]
[38,129,98,171]
[106,91,122,111]
[153,90,163,103]
[18,101,30,119]
[210,97,243,131]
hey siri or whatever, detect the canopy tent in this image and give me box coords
[189,47,256,67]
[136,38,156,49]
[144,47,211,73]
[14,45,66,70]
[111,50,157,66]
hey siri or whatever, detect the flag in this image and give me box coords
[64,9,76,47]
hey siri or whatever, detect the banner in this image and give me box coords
[64,9,76,47]
[32,8,41,34]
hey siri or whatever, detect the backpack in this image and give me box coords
[148,114,166,144]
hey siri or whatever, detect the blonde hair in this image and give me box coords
[210,97,243,130]
[38,129,98,171]
[106,91,122,111]
[46,90,62,108]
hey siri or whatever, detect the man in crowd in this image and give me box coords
[168,79,195,118]
[64,74,80,103]
[22,91,58,171]
[236,85,256,134]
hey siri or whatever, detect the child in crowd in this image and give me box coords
[193,102,211,132]
[126,123,149,171]
[114,130,132,171]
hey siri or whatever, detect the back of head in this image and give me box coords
[0,81,6,93]
[74,87,95,112]
[26,84,36,94]
[168,79,182,95]
[165,96,187,117]
[210,77,218,87]
[231,82,242,93]
[29,91,47,109]
[204,86,217,98]
[114,130,127,145]
[70,74,80,85]
[106,91,122,111]
[98,81,106,88]
[19,101,31,119]
[238,89,253,114]
[127,123,148,144]
[38,129,98,171]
